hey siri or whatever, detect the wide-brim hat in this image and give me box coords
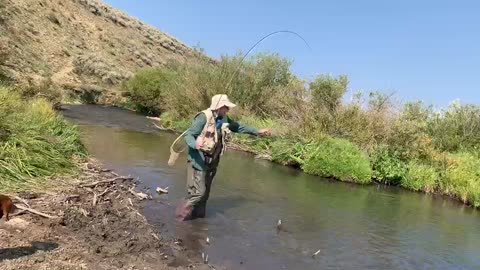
[209,94,237,110]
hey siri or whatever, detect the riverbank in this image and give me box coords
[0,85,220,269]
[0,159,219,270]
[147,116,480,209]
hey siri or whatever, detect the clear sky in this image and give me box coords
[103,0,479,108]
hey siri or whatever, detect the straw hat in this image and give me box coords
[209,94,237,110]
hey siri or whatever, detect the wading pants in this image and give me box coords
[176,153,220,221]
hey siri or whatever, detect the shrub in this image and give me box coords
[122,68,178,115]
[439,152,480,207]
[428,101,480,152]
[302,137,372,183]
[402,161,438,192]
[369,144,407,185]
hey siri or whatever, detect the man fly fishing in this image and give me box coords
[175,94,271,221]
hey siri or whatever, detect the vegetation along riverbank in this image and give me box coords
[0,83,219,269]
[120,52,480,209]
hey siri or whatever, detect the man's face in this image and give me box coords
[217,106,230,117]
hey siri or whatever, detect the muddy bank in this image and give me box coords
[0,160,220,270]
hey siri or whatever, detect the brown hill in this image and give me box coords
[0,0,198,102]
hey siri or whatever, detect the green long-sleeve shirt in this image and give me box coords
[185,112,258,171]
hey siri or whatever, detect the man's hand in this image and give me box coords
[195,137,203,150]
[258,128,272,136]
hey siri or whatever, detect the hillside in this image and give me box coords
[0,0,198,102]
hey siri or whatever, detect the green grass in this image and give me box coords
[401,161,438,192]
[440,152,480,207]
[302,137,372,184]
[0,87,86,192]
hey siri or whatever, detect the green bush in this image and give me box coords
[428,102,480,152]
[123,52,301,119]
[369,144,407,185]
[440,152,480,207]
[309,74,348,133]
[402,161,438,192]
[122,68,178,115]
[302,137,372,183]
[269,139,309,167]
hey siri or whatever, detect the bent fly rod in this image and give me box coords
[167,30,312,166]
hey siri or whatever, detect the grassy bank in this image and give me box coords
[120,52,480,208]
[0,86,86,192]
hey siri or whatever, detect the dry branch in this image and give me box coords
[92,193,98,206]
[80,177,133,188]
[15,205,58,219]
[128,187,150,200]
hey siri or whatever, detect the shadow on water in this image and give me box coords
[0,241,59,262]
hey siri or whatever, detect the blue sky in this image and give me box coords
[103,0,479,108]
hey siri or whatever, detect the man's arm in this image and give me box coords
[227,117,259,136]
[185,113,207,149]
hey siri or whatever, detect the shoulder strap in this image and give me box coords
[201,109,213,123]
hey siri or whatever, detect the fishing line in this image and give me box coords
[213,30,312,110]
[167,30,312,165]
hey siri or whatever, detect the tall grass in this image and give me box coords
[440,152,480,207]
[121,51,480,208]
[302,138,372,184]
[0,87,86,192]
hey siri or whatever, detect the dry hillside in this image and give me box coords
[0,0,198,102]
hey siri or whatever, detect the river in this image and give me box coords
[62,104,480,270]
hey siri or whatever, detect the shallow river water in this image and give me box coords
[62,104,480,270]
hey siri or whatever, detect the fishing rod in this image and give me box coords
[167,30,312,166]
[213,30,312,110]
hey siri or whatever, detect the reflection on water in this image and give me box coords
[63,104,480,270]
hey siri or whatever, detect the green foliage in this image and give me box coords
[122,68,178,115]
[123,53,299,119]
[122,49,480,208]
[269,139,312,167]
[428,101,480,152]
[302,137,372,184]
[309,74,348,133]
[440,152,480,207]
[335,103,371,145]
[0,87,85,191]
[402,161,438,192]
[159,112,191,131]
[310,74,348,115]
[369,145,407,185]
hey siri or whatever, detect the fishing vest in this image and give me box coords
[195,109,231,156]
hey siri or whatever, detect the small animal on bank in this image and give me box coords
[0,194,14,221]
